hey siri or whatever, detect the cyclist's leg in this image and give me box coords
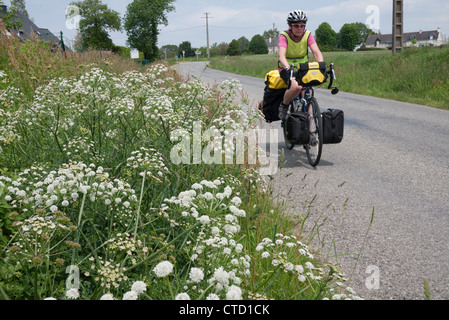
[279,79,302,119]
[282,79,302,105]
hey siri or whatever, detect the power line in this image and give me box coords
[209,24,272,30]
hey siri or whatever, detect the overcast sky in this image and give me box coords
[3,0,449,49]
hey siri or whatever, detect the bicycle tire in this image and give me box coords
[305,97,323,167]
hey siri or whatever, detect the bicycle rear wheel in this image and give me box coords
[305,97,323,167]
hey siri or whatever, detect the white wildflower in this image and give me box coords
[206,293,220,300]
[226,285,242,300]
[100,293,114,300]
[189,267,204,283]
[123,291,138,300]
[175,292,190,300]
[65,288,80,299]
[131,281,147,294]
[153,261,174,278]
[198,215,211,225]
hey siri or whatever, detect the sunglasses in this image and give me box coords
[291,24,306,29]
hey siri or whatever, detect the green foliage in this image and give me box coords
[315,22,337,52]
[227,39,240,56]
[0,34,360,301]
[423,278,431,300]
[209,46,449,109]
[178,41,195,58]
[0,1,23,30]
[124,0,175,62]
[249,34,268,55]
[70,0,121,50]
[339,23,360,51]
[9,0,28,17]
[237,36,249,54]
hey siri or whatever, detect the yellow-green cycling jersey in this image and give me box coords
[278,30,311,69]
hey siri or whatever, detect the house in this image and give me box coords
[265,38,279,54]
[365,28,447,49]
[0,4,61,48]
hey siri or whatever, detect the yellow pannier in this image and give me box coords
[264,69,287,90]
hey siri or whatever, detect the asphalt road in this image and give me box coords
[175,61,449,300]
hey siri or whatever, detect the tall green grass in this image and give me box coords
[209,46,449,109]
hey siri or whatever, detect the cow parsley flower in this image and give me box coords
[131,281,147,294]
[100,293,114,300]
[189,267,204,283]
[226,285,242,300]
[175,292,190,300]
[213,267,229,286]
[206,293,220,300]
[123,291,138,300]
[198,215,210,225]
[153,261,174,278]
[65,288,80,299]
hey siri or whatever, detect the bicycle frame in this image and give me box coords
[282,62,338,167]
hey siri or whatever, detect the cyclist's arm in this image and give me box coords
[278,46,290,70]
[310,43,324,63]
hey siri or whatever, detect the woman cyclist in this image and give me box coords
[278,10,324,120]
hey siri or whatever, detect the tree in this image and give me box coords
[249,34,268,54]
[0,1,22,30]
[124,0,174,62]
[215,42,228,56]
[315,22,337,52]
[70,0,121,50]
[160,44,178,59]
[263,27,280,39]
[352,22,376,45]
[178,41,195,58]
[339,23,359,51]
[237,36,249,54]
[227,39,240,56]
[10,0,28,17]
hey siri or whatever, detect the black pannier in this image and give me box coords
[286,112,310,145]
[261,87,285,122]
[322,108,344,144]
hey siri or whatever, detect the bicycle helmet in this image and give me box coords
[287,10,308,23]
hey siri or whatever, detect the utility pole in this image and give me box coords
[392,0,403,55]
[202,12,213,58]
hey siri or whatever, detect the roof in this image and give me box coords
[366,30,440,45]
[0,6,60,46]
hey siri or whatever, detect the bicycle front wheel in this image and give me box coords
[305,97,323,167]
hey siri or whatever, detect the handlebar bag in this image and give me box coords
[297,62,327,86]
[286,112,310,145]
[322,108,344,144]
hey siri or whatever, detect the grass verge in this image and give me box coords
[209,46,449,110]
